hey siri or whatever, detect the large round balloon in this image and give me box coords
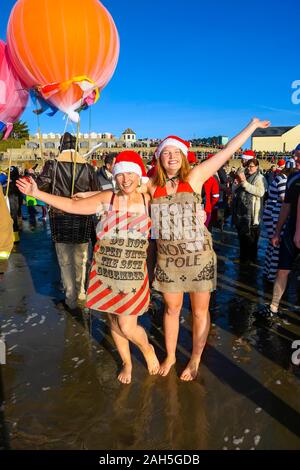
[0,40,28,140]
[7,0,120,122]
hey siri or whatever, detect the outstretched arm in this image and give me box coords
[72,191,102,200]
[189,118,270,188]
[16,177,106,215]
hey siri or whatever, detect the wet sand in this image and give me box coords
[0,216,300,450]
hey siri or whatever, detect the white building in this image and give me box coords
[122,128,136,147]
[24,130,122,158]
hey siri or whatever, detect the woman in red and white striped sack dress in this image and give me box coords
[17,151,160,385]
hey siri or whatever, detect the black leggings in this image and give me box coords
[237,225,260,263]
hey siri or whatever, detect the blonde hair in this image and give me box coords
[153,151,191,187]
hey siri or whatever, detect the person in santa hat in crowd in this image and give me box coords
[276,159,286,173]
[17,151,160,385]
[200,153,220,230]
[240,149,256,168]
[232,157,267,264]
[91,160,98,169]
[187,151,198,167]
[143,118,270,381]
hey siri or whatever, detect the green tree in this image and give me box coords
[10,120,29,139]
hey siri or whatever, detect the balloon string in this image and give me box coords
[71,120,80,197]
[70,121,76,135]
[5,149,12,200]
[36,112,44,165]
[63,114,70,136]
[88,107,92,152]
[57,115,70,159]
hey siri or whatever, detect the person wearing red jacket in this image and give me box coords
[187,151,220,228]
[203,175,220,228]
[147,156,157,179]
[202,154,220,229]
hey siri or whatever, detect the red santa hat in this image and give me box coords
[113,151,149,183]
[277,159,286,169]
[241,150,255,161]
[155,135,190,158]
[187,151,197,164]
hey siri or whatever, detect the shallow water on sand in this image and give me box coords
[0,217,299,450]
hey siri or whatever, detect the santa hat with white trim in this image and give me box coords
[277,159,286,169]
[155,135,190,158]
[241,150,256,161]
[112,151,149,183]
[187,151,198,164]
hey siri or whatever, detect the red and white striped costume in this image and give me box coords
[86,194,151,316]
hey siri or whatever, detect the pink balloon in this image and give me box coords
[0,40,28,140]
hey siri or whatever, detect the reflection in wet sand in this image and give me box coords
[1,220,300,449]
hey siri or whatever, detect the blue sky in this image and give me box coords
[1,0,300,141]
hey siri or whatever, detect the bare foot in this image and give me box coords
[118,364,132,384]
[144,344,160,375]
[180,359,200,381]
[158,356,176,376]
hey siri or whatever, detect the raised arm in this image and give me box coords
[16,177,107,215]
[188,118,270,188]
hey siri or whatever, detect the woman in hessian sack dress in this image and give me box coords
[17,151,160,385]
[144,118,270,381]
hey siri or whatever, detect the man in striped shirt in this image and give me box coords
[259,147,300,318]
[262,160,293,281]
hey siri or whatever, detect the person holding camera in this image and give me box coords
[232,158,267,264]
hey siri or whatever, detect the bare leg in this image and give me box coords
[180,291,211,381]
[270,269,290,312]
[159,292,183,376]
[118,316,160,375]
[108,314,132,384]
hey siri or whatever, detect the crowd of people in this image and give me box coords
[1,118,300,385]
